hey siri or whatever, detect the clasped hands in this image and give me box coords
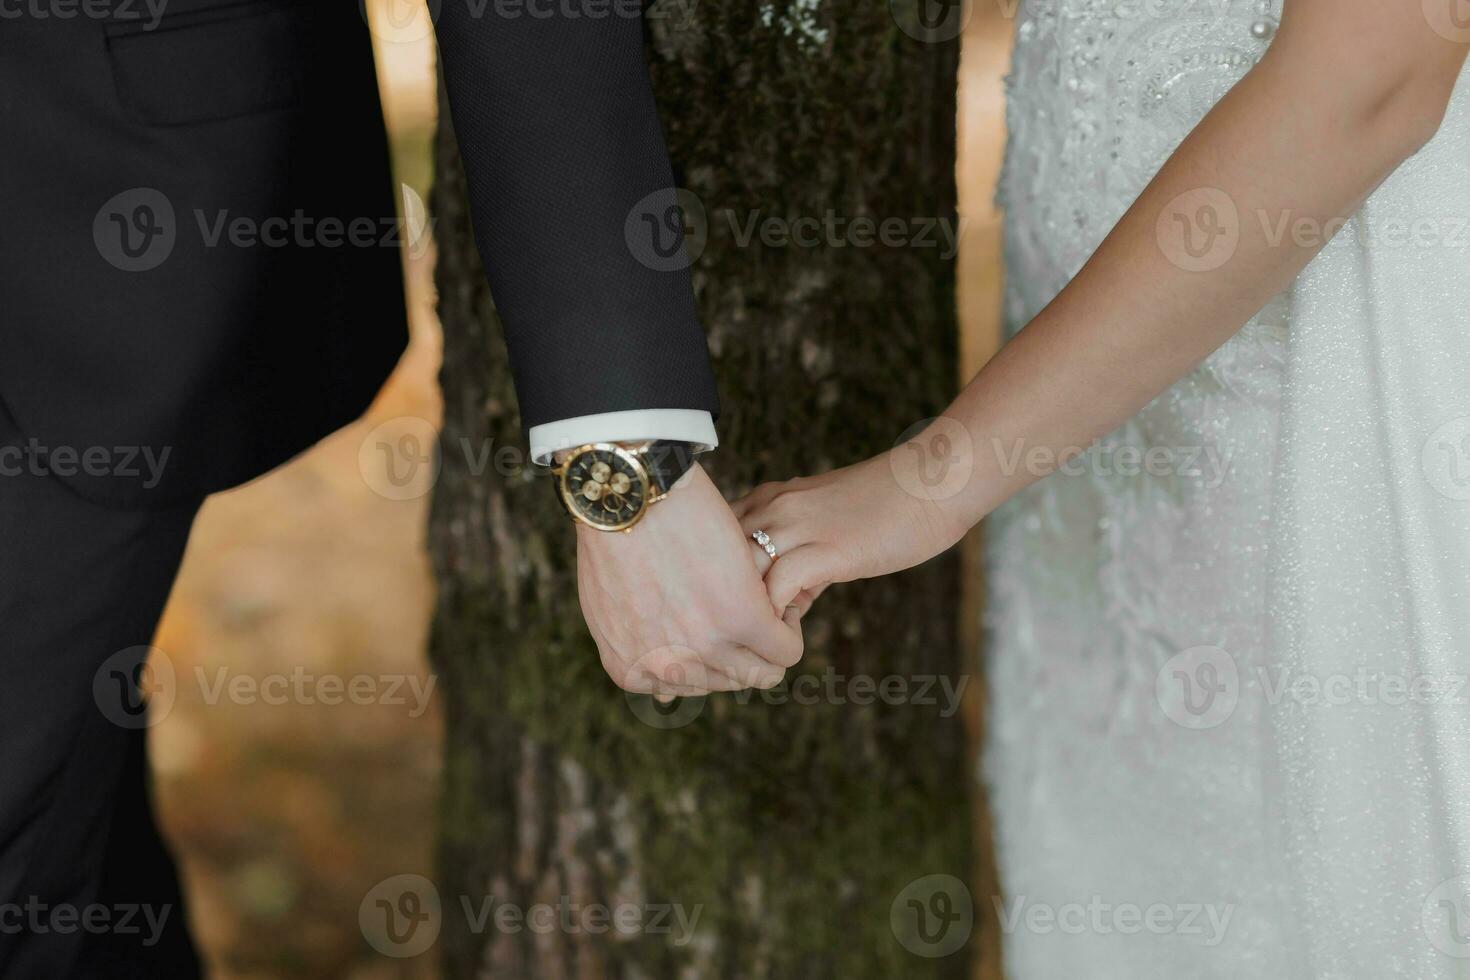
[576,446,969,698]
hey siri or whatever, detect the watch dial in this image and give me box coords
[563,448,647,529]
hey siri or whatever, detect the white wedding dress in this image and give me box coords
[986,1,1470,977]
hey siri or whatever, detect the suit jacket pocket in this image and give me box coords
[105,0,314,127]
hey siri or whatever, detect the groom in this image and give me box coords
[0,2,792,976]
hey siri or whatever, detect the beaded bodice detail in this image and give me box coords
[998,0,1280,318]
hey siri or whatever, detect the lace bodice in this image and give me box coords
[998,0,1280,315]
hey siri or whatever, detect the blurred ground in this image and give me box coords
[151,5,1013,978]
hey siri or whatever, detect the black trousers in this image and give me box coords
[0,404,203,976]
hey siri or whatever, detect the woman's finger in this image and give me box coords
[638,645,786,694]
[624,671,714,698]
[621,646,724,697]
[707,643,788,691]
[730,481,786,523]
[765,544,841,613]
[737,591,805,669]
[740,515,807,564]
[787,582,829,619]
[749,538,775,577]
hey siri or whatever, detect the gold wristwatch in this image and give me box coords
[551,441,696,532]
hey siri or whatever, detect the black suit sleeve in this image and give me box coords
[433,5,720,431]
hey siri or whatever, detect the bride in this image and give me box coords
[735,0,1470,975]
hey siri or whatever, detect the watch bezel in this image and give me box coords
[555,443,654,532]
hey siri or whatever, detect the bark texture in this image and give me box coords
[429,6,968,976]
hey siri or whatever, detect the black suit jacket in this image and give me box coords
[0,0,718,506]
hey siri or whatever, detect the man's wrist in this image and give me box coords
[551,441,701,532]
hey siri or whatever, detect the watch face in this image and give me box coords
[560,445,651,531]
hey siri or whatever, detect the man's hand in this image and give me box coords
[577,462,803,696]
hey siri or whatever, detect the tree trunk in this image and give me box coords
[429,6,967,977]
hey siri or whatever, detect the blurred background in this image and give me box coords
[150,2,1014,976]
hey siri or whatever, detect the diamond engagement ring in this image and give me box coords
[751,529,778,560]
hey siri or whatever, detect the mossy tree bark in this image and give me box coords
[429,5,968,976]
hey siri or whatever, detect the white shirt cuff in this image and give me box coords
[529,409,718,466]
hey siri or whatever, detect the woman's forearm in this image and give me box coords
[927,3,1468,534]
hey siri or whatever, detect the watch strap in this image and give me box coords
[641,441,697,498]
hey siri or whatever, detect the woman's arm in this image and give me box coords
[735,0,1470,613]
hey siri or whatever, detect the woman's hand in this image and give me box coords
[739,1,1470,623]
[731,445,970,617]
[729,1,1470,627]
